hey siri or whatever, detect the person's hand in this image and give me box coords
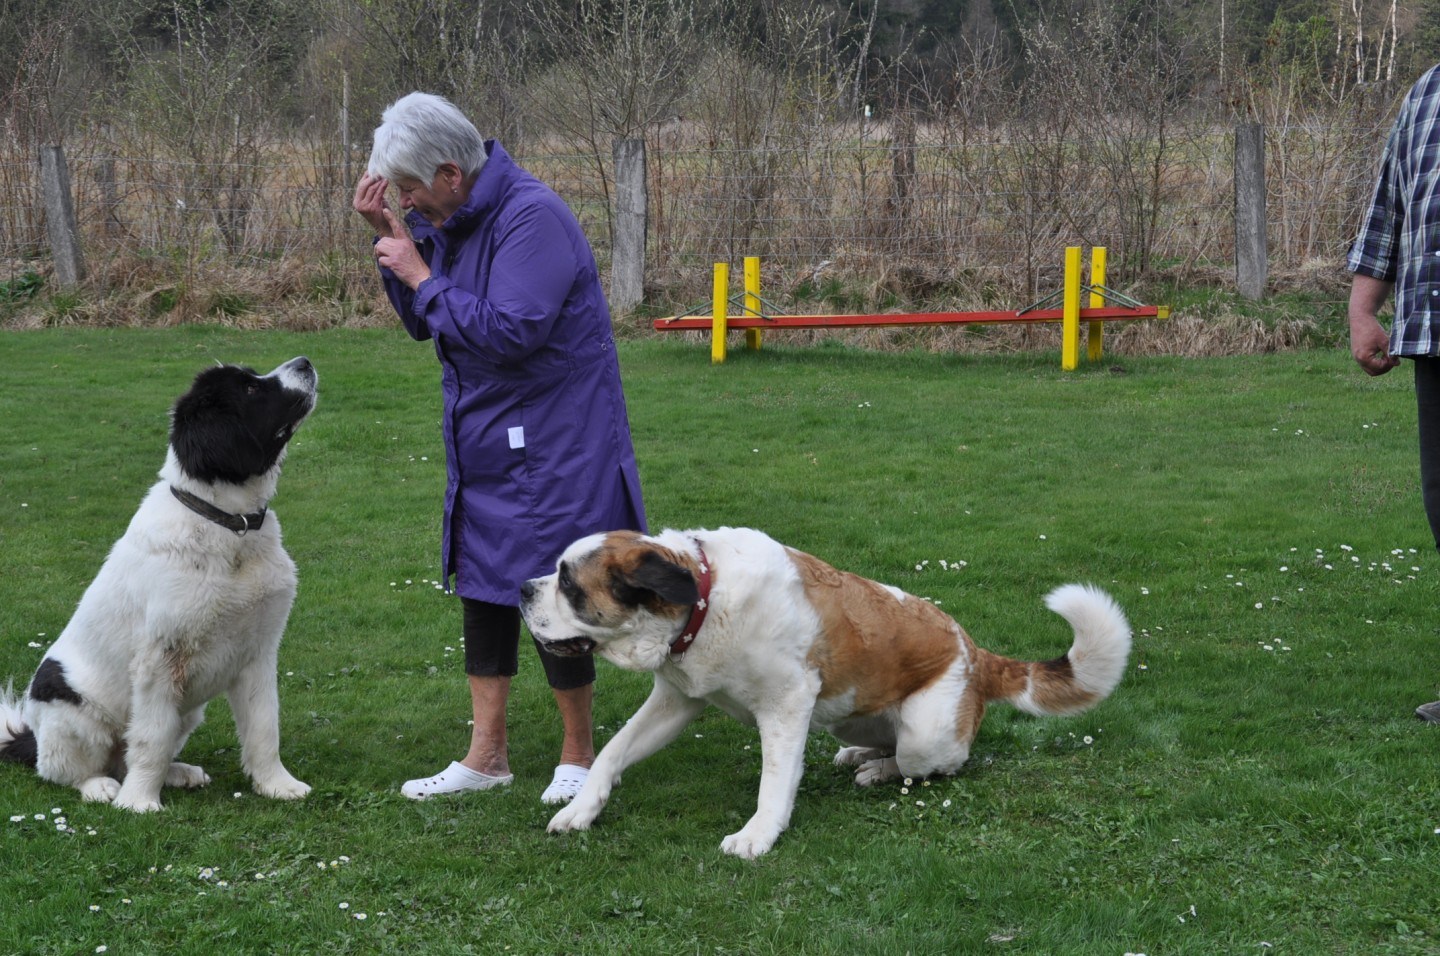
[1350,314,1400,376]
[353,172,395,236]
[373,208,432,290]
[1350,315,1399,376]
[1348,274,1398,376]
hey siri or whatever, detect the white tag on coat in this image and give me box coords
[508,426,525,450]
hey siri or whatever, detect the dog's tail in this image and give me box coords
[981,584,1131,717]
[0,681,37,767]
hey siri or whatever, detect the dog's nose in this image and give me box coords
[519,580,536,602]
[293,357,313,373]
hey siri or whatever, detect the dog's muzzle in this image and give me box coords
[540,637,597,657]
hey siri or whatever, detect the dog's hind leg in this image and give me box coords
[31,707,123,805]
[548,679,706,835]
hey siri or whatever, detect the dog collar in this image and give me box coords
[669,541,712,657]
[170,486,268,536]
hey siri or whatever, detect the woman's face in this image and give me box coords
[393,164,466,227]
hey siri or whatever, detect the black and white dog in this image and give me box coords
[0,358,318,812]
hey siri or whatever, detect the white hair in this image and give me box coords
[367,92,488,182]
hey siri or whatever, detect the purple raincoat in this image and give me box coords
[377,141,646,604]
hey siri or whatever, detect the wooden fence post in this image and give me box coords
[1234,122,1267,300]
[610,136,647,317]
[98,124,120,239]
[341,71,352,192]
[40,144,86,288]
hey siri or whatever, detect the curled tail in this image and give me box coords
[985,584,1132,717]
[0,682,37,767]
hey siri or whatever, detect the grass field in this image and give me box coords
[1,328,1438,955]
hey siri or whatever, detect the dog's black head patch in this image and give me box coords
[170,359,317,485]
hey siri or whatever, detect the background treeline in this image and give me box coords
[6,0,1437,134]
[0,0,1434,336]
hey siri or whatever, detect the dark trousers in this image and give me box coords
[1416,357,1440,553]
[461,598,596,691]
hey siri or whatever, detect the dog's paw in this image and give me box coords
[166,762,211,790]
[111,786,164,813]
[720,826,779,859]
[833,746,885,767]
[79,776,121,804]
[853,756,901,787]
[254,774,311,800]
[547,801,597,834]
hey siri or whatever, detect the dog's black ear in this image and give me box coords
[170,369,266,485]
[620,551,700,607]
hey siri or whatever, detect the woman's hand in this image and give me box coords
[353,172,395,236]
[373,207,432,291]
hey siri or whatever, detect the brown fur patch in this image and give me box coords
[789,548,962,713]
[971,650,1097,714]
[579,533,696,627]
[1028,655,1099,713]
[164,646,189,691]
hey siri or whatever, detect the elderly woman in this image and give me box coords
[353,92,646,804]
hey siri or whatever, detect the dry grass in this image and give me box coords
[3,250,1346,361]
[647,312,1332,360]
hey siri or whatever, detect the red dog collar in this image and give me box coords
[669,541,712,657]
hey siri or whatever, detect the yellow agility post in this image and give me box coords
[1061,246,1081,371]
[744,256,763,351]
[711,261,729,364]
[1087,246,1106,363]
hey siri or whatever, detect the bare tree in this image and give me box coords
[307,0,531,147]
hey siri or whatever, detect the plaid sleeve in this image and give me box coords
[1347,117,1404,281]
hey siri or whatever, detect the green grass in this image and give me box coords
[1,328,1438,954]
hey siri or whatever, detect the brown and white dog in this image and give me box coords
[520,526,1131,858]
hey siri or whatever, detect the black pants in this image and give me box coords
[1416,357,1440,553]
[461,598,596,691]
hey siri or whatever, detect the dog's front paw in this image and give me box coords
[547,799,599,834]
[111,785,164,813]
[854,756,901,786]
[254,774,311,800]
[166,762,211,789]
[720,825,779,859]
[79,776,121,804]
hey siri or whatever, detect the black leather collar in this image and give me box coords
[170,486,267,536]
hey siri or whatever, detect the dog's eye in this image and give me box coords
[246,383,259,395]
[558,566,584,601]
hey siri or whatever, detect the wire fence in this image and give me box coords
[0,118,1388,313]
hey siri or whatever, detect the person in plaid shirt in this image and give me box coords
[1347,63,1440,723]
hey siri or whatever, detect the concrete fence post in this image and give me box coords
[1234,122,1267,300]
[610,136,647,317]
[40,144,86,288]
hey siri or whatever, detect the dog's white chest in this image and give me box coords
[705,689,759,727]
